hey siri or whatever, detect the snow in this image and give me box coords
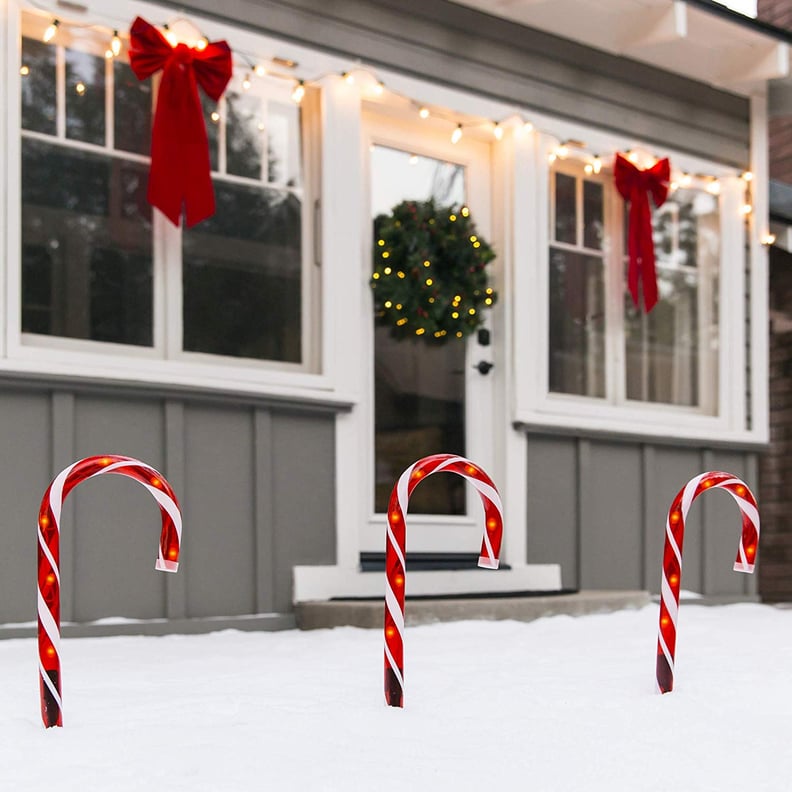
[2,603,791,790]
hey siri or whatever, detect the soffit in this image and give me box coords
[449,0,790,100]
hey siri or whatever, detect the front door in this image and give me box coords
[362,110,496,558]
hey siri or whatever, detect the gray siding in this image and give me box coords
[165,0,750,166]
[526,432,759,596]
[0,382,337,628]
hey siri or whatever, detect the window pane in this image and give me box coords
[370,145,467,515]
[583,180,603,250]
[268,101,301,187]
[549,248,605,397]
[21,37,56,135]
[114,59,151,156]
[21,140,153,345]
[625,190,719,409]
[65,48,105,145]
[226,91,263,179]
[554,172,576,244]
[201,93,220,172]
[182,181,302,361]
[625,272,698,405]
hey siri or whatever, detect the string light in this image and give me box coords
[160,24,177,47]
[343,71,355,85]
[521,121,534,134]
[111,30,121,56]
[74,81,86,96]
[373,81,385,96]
[254,64,268,77]
[291,80,305,103]
[627,150,640,164]
[493,122,503,140]
[451,124,462,144]
[679,173,693,187]
[706,180,721,195]
[409,154,418,165]
[195,37,208,51]
[43,19,59,42]
[741,203,752,215]
[242,73,252,91]
[418,106,430,119]
[20,65,30,76]
[742,171,754,182]
[761,233,777,246]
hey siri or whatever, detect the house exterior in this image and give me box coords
[0,0,785,635]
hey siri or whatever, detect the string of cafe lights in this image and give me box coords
[24,6,774,245]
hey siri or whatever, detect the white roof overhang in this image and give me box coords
[449,0,792,114]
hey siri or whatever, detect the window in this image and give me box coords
[16,9,317,374]
[547,159,719,415]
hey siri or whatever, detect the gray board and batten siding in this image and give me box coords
[0,379,338,636]
[525,432,759,598]
[163,0,750,167]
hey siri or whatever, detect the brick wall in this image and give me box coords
[759,246,792,601]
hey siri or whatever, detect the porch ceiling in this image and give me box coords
[448,0,792,105]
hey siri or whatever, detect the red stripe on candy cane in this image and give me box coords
[384,454,504,708]
[656,471,759,694]
[37,455,183,728]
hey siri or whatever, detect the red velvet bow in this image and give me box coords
[129,17,232,227]
[614,154,670,313]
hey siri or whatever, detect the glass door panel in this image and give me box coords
[371,146,467,516]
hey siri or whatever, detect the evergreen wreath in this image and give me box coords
[370,199,497,345]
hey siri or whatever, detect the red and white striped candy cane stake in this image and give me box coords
[384,454,503,708]
[657,471,759,694]
[37,455,183,728]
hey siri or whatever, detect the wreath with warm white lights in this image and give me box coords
[370,199,497,345]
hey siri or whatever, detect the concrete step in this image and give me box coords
[295,589,652,630]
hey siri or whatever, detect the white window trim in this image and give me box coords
[513,127,762,444]
[4,0,356,403]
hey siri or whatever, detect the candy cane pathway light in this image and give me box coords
[384,454,504,707]
[38,455,183,728]
[656,471,759,694]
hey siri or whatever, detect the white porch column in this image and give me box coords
[320,75,367,573]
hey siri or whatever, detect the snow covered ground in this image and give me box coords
[2,603,791,791]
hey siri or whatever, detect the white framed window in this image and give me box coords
[515,131,751,441]
[6,4,324,392]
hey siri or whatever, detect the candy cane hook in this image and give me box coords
[37,455,183,728]
[384,454,504,708]
[656,471,759,694]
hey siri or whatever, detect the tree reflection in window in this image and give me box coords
[21,140,153,346]
[182,182,302,362]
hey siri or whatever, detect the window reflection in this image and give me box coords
[65,48,105,145]
[21,141,153,346]
[21,38,56,135]
[549,249,606,397]
[114,60,151,156]
[182,181,302,362]
[226,92,263,179]
[625,190,719,407]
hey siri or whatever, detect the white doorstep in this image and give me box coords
[292,563,562,602]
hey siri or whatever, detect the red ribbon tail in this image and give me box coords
[641,247,659,312]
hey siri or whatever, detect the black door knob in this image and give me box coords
[474,360,494,375]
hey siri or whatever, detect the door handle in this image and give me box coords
[474,361,494,375]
